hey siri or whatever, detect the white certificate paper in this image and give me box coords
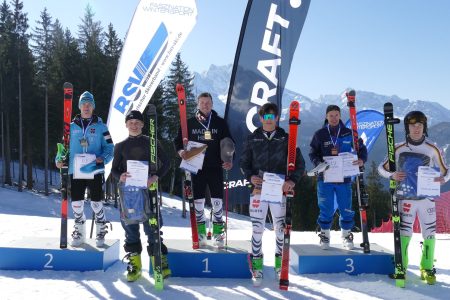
[180,141,206,174]
[260,172,285,203]
[339,152,360,178]
[126,160,149,188]
[417,166,440,197]
[73,153,96,179]
[323,156,344,183]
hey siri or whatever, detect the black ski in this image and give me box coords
[147,104,163,290]
[383,102,405,288]
[57,82,73,249]
[346,90,370,253]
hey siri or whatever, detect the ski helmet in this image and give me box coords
[404,110,427,137]
[79,91,95,109]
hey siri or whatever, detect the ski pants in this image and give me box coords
[317,181,355,230]
[70,174,103,202]
[249,194,286,257]
[192,167,224,224]
[399,198,436,239]
[120,218,167,255]
[194,198,223,224]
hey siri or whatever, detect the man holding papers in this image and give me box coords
[55,91,114,247]
[309,105,367,250]
[174,92,234,248]
[111,110,170,282]
[378,110,449,285]
[240,103,305,285]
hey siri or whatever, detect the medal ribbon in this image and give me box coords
[197,112,212,132]
[81,118,93,152]
[327,124,340,150]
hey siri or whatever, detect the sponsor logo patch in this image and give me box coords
[402,202,411,213]
[252,199,260,208]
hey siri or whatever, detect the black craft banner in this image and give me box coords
[224,0,311,205]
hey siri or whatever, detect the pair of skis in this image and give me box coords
[147,104,164,290]
[57,83,165,289]
[176,84,200,249]
[347,94,404,286]
[58,82,73,249]
[382,103,405,288]
[346,95,405,286]
[279,100,301,290]
[346,90,370,253]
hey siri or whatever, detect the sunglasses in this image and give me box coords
[263,113,276,120]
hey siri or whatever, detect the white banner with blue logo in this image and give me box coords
[106,0,197,177]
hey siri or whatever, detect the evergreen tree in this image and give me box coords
[162,53,195,139]
[102,22,122,122]
[365,160,391,228]
[11,0,36,189]
[77,4,109,119]
[47,20,82,167]
[103,22,122,86]
[31,8,52,81]
[0,0,14,185]
[293,175,319,231]
[31,7,54,193]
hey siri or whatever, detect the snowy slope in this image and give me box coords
[1,187,449,300]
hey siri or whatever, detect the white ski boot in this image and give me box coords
[71,221,86,247]
[342,229,354,250]
[318,229,330,250]
[95,221,111,247]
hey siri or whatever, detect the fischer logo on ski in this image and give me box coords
[383,102,405,288]
[147,104,164,290]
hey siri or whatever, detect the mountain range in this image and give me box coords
[193,64,450,125]
[193,64,450,191]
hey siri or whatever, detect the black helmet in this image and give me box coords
[404,110,427,137]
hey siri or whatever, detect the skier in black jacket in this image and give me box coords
[112,110,170,282]
[174,92,234,248]
[240,102,305,286]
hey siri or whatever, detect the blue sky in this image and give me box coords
[21,0,450,109]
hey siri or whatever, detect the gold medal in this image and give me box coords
[80,137,89,147]
[331,147,338,156]
[204,130,212,140]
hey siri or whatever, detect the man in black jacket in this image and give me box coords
[174,92,233,248]
[240,102,305,286]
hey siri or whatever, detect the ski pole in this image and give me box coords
[207,207,213,240]
[267,211,274,231]
[90,211,95,239]
[225,170,229,250]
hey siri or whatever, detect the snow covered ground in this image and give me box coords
[1,186,449,300]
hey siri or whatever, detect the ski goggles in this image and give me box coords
[263,113,276,120]
[406,115,427,124]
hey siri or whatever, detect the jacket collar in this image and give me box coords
[73,114,99,127]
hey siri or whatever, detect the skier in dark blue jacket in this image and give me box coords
[309,105,367,250]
